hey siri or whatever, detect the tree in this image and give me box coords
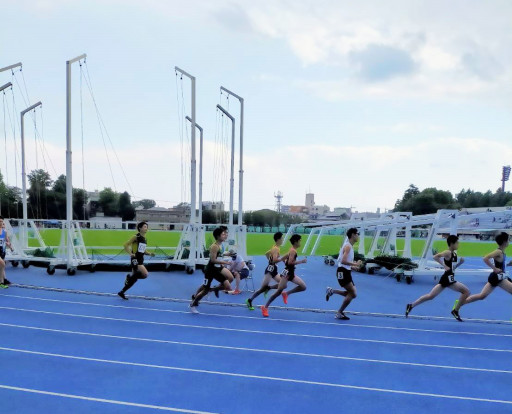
[133,199,156,209]
[119,191,135,221]
[73,189,88,220]
[99,187,119,217]
[27,169,53,219]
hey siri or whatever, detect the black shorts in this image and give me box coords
[0,250,5,260]
[438,271,456,287]
[131,257,144,270]
[336,267,354,287]
[239,268,250,280]
[488,272,510,287]
[264,263,279,278]
[203,265,227,289]
[281,268,295,282]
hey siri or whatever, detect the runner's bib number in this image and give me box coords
[337,271,344,280]
[137,243,147,254]
[498,272,509,281]
[281,269,289,278]
[0,239,5,248]
[266,264,275,273]
[447,274,455,283]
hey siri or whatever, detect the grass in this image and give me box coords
[27,229,506,258]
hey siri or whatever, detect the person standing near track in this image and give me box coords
[459,232,512,307]
[190,226,234,314]
[261,234,307,318]
[246,232,284,310]
[405,235,470,322]
[0,217,13,288]
[325,228,363,320]
[118,221,155,300]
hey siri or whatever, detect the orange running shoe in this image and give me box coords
[282,291,288,305]
[261,306,269,317]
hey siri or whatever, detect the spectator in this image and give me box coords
[227,248,249,295]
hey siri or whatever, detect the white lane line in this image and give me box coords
[2,293,510,338]
[0,347,511,405]
[7,285,511,325]
[0,305,510,353]
[1,322,510,374]
[0,384,218,413]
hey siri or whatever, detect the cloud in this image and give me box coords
[349,44,417,81]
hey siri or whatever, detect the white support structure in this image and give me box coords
[220,86,244,225]
[20,101,42,249]
[65,54,88,272]
[175,67,197,271]
[0,62,22,74]
[216,104,236,226]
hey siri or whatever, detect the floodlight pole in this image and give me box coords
[186,116,203,224]
[0,62,22,74]
[175,67,197,224]
[20,101,42,248]
[220,86,244,226]
[66,53,87,266]
[216,104,236,226]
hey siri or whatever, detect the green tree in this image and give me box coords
[119,191,135,221]
[99,187,119,216]
[133,199,156,209]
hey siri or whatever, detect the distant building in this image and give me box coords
[135,205,190,224]
[202,201,225,211]
[89,216,123,229]
[305,193,315,212]
[311,204,330,216]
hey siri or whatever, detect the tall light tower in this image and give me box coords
[502,166,511,192]
[274,191,283,213]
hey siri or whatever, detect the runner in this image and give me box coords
[117,221,155,300]
[0,217,13,288]
[261,234,307,318]
[405,235,470,321]
[246,232,284,310]
[189,226,233,313]
[325,228,363,320]
[461,232,512,307]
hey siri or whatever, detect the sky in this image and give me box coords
[1,0,512,214]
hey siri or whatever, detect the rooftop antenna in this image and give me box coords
[274,191,283,213]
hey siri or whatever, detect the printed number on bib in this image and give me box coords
[498,272,508,281]
[337,271,344,280]
[266,264,275,273]
[0,239,5,248]
[203,278,209,286]
[448,274,455,283]
[281,269,289,278]
[138,243,147,254]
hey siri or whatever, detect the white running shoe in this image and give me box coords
[189,305,199,314]
[325,287,334,301]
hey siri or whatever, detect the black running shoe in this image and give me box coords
[335,312,350,320]
[214,286,220,298]
[3,278,11,285]
[405,304,413,318]
[451,309,463,322]
[118,291,128,300]
[191,294,196,300]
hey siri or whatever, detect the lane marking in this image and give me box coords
[2,293,510,338]
[0,384,218,413]
[8,284,511,325]
[1,305,510,353]
[1,347,511,405]
[1,321,510,374]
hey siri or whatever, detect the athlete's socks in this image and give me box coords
[452,299,459,310]
[122,274,138,293]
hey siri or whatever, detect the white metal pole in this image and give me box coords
[220,87,244,225]
[175,67,197,224]
[20,102,42,248]
[66,54,86,267]
[186,116,203,224]
[216,104,235,225]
